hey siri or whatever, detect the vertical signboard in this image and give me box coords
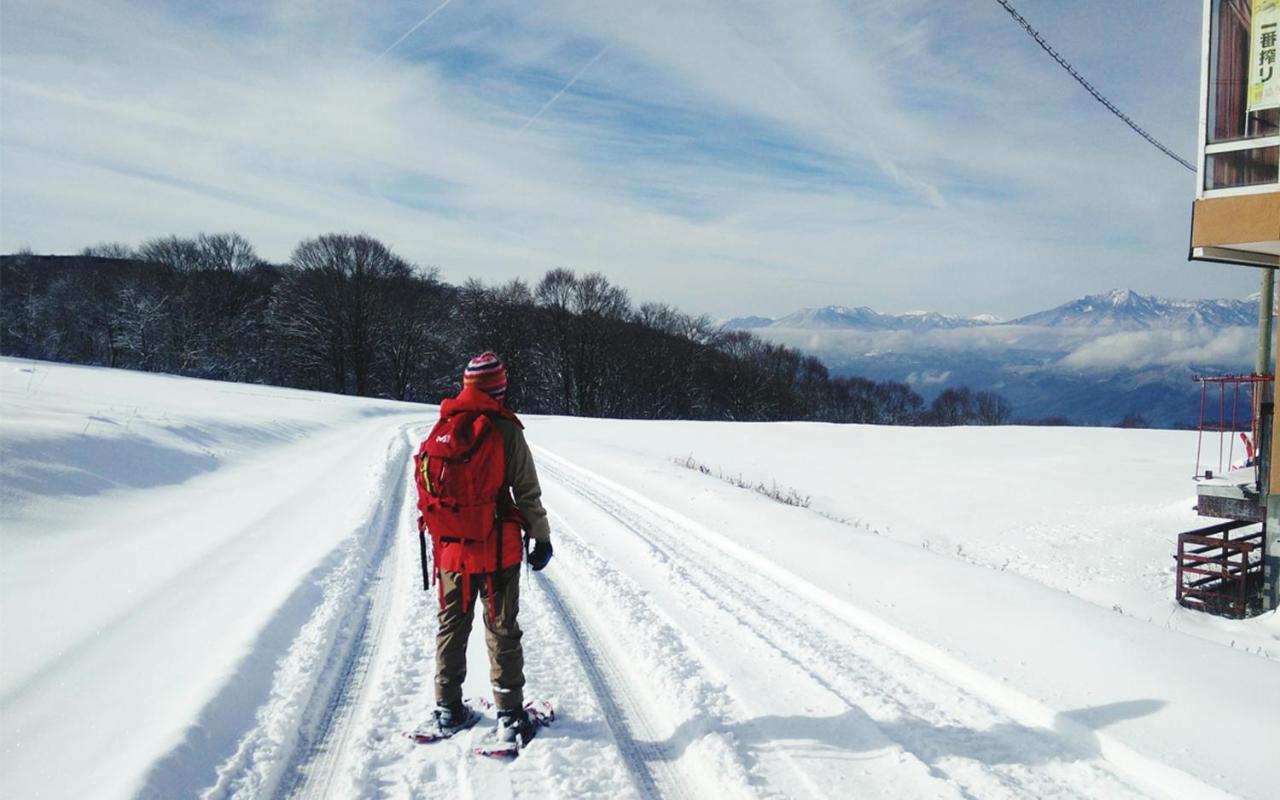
[1250,0,1280,111]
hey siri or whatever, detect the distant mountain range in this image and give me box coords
[727,289,1265,428]
[729,305,991,331]
[727,289,1259,333]
[1007,289,1257,330]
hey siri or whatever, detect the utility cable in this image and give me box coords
[993,0,1195,172]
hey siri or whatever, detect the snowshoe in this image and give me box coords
[473,701,554,758]
[403,699,484,744]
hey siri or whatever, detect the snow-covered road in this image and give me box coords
[538,451,1150,799]
[3,360,1276,799]
[279,446,1240,800]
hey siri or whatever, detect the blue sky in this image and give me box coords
[0,0,1261,318]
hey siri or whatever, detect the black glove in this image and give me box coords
[527,539,553,571]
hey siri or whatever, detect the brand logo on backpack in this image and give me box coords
[414,412,506,549]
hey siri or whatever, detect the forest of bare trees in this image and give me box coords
[0,233,1014,425]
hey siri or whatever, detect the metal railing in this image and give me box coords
[1192,374,1273,480]
[1175,520,1264,619]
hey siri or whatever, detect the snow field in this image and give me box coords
[0,360,424,798]
[537,451,1155,799]
[526,421,1280,799]
[538,510,759,799]
[3,359,1278,799]
[205,429,414,799]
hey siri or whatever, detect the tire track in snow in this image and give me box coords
[541,466,998,799]
[532,568,684,799]
[283,426,435,800]
[535,449,1226,800]
[533,515,765,799]
[540,459,943,800]
[283,437,405,800]
[203,426,414,800]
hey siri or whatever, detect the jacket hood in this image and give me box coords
[440,387,523,427]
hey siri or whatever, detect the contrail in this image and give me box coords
[519,45,610,132]
[379,0,454,59]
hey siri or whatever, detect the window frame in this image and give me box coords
[1198,0,1280,198]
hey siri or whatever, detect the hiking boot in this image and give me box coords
[495,708,536,746]
[433,700,474,732]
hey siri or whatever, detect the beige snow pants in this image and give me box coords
[434,565,525,712]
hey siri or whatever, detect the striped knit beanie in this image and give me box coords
[463,352,507,399]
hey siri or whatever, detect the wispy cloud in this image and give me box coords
[1058,329,1256,371]
[0,0,1258,319]
[907,370,952,386]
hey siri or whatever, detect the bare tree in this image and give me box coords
[113,284,169,369]
[534,268,576,312]
[381,267,446,401]
[535,269,578,412]
[139,236,202,271]
[287,233,412,395]
[196,233,258,271]
[4,237,969,428]
[80,242,136,259]
[572,272,629,318]
[973,390,1012,425]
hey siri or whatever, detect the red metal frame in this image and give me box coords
[1175,519,1264,618]
[1192,374,1273,479]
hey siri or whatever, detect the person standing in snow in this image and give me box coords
[413,352,553,747]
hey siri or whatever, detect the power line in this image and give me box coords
[993,0,1195,172]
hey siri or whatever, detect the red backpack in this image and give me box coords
[413,408,522,611]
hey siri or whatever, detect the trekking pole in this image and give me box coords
[418,516,430,591]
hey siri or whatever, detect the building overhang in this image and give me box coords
[1189,193,1280,269]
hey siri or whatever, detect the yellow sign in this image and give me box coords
[1249,0,1280,111]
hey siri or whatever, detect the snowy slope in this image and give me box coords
[0,360,428,799]
[2,359,1277,799]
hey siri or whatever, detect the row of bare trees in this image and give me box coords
[1,232,1013,425]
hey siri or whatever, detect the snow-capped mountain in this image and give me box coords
[727,306,993,332]
[731,290,1258,333]
[729,289,1264,426]
[1008,289,1257,329]
[722,314,775,329]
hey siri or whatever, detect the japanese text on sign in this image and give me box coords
[1248,0,1280,111]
